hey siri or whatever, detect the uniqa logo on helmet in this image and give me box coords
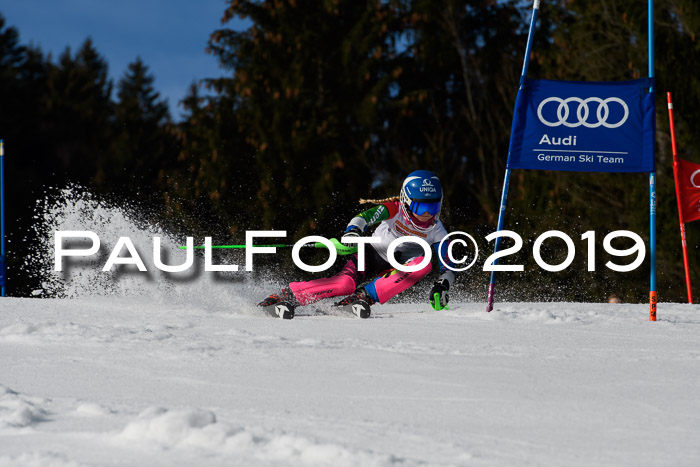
[420,178,436,193]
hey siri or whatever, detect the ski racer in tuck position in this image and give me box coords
[258,170,456,319]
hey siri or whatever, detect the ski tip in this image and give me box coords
[260,301,295,319]
[352,301,372,319]
[351,301,371,319]
[336,300,371,319]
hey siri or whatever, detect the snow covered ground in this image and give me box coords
[1,297,699,467]
[1,188,699,466]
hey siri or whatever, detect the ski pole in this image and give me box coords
[178,238,358,255]
[180,243,305,250]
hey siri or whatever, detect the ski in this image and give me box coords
[261,301,295,320]
[336,300,371,319]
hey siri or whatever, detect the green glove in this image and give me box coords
[430,279,449,311]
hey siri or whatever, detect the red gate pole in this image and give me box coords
[667,92,693,303]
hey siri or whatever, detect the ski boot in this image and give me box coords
[334,288,374,319]
[258,287,298,319]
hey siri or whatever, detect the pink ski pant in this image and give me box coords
[289,255,431,305]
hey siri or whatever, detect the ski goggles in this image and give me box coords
[409,200,441,216]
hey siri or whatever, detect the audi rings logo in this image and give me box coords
[537,97,629,129]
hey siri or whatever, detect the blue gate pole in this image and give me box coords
[1,139,5,297]
[486,169,512,312]
[648,0,657,320]
[486,0,540,312]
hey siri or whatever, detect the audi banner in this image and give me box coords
[506,78,655,173]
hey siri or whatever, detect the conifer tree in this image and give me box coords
[44,39,113,185]
[110,58,175,196]
[384,0,526,226]
[207,0,408,232]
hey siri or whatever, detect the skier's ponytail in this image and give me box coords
[359,196,399,205]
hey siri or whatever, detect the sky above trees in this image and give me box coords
[1,0,247,118]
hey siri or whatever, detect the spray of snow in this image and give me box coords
[25,186,276,314]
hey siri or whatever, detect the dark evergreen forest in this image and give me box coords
[1,0,699,302]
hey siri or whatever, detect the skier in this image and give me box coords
[258,170,455,319]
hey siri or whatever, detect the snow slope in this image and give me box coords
[1,188,699,466]
[1,297,699,467]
